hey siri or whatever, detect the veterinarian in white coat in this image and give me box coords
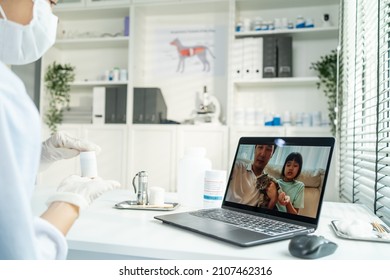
[0,0,120,259]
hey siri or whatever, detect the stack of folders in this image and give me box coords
[92,86,127,124]
[232,36,292,80]
[232,37,263,80]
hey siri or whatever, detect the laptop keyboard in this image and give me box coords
[190,208,306,236]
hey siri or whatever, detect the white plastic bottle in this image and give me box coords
[80,151,98,178]
[177,147,212,208]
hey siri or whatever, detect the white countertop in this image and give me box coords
[31,187,390,260]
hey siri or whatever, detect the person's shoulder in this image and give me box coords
[235,160,248,168]
[295,180,305,188]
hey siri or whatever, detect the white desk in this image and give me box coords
[31,187,390,260]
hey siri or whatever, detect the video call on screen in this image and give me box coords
[226,144,331,218]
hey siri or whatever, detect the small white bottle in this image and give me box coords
[112,67,120,81]
[203,169,227,209]
[177,147,212,208]
[80,151,98,178]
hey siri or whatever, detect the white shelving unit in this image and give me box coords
[42,3,131,120]
[228,0,339,132]
[38,0,339,189]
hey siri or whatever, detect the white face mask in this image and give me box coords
[0,0,58,65]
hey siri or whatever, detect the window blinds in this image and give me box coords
[339,0,390,225]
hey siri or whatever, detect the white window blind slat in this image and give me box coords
[339,0,390,224]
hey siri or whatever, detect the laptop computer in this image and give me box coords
[154,136,335,247]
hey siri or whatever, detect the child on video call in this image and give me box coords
[276,152,305,214]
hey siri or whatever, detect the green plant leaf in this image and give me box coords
[44,61,75,134]
[310,49,342,136]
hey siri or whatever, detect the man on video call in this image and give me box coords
[226,144,288,209]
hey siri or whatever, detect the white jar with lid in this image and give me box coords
[177,147,212,208]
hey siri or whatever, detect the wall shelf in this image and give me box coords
[70,81,128,87]
[54,5,130,20]
[235,26,339,39]
[55,37,129,50]
[234,77,319,88]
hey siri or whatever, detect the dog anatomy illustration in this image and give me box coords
[170,38,215,72]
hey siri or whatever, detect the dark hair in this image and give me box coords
[281,152,303,179]
[255,144,277,155]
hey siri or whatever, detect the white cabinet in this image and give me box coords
[128,125,177,191]
[128,125,228,192]
[177,125,229,171]
[37,125,127,187]
[84,125,128,185]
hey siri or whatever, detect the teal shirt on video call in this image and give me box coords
[276,179,305,212]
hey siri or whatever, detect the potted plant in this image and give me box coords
[44,62,75,134]
[310,50,341,136]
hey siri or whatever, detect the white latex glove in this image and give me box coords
[40,131,101,171]
[46,175,121,210]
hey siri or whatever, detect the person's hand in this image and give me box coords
[46,175,121,210]
[278,192,290,206]
[266,183,278,201]
[40,131,101,171]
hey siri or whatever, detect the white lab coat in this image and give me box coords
[0,61,67,259]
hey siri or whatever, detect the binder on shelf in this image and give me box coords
[115,87,127,123]
[105,87,116,123]
[262,36,277,78]
[232,39,244,80]
[253,37,263,79]
[92,87,105,125]
[92,86,127,124]
[133,87,167,124]
[277,36,292,77]
[124,16,130,36]
[232,37,263,80]
[106,86,127,124]
[243,37,254,79]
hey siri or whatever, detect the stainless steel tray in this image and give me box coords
[330,220,390,243]
[114,200,179,211]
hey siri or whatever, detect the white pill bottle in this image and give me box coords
[177,147,212,209]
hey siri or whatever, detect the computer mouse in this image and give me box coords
[288,234,338,259]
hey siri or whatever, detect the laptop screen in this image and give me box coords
[223,137,335,225]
